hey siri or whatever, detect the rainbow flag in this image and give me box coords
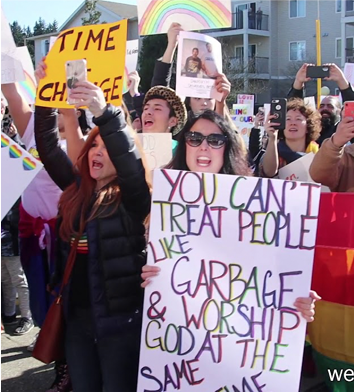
[309,193,354,392]
[16,70,36,104]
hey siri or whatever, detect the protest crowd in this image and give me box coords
[1,3,353,392]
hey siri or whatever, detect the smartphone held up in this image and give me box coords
[270,98,287,130]
[344,101,354,118]
[65,59,87,105]
[306,65,329,79]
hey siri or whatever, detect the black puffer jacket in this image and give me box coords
[35,105,151,338]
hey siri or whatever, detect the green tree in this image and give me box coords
[33,17,47,36]
[10,21,25,46]
[138,34,169,92]
[81,0,102,25]
[46,20,58,34]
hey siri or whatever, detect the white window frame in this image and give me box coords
[289,41,306,61]
[336,37,341,58]
[336,36,354,58]
[289,0,306,18]
[234,44,257,58]
[336,0,342,12]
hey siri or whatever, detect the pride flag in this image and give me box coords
[309,192,354,392]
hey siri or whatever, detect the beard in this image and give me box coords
[320,110,340,127]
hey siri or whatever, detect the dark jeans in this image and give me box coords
[65,308,141,392]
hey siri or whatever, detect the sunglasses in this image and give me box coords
[185,131,227,149]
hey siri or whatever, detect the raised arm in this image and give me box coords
[309,117,354,190]
[151,22,183,87]
[287,63,311,100]
[35,106,76,190]
[1,83,32,138]
[70,81,151,221]
[259,113,280,177]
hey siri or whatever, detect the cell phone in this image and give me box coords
[270,98,287,130]
[344,101,354,117]
[306,65,330,79]
[65,59,87,105]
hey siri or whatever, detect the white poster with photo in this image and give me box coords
[138,133,172,170]
[176,31,222,100]
[138,169,321,392]
[1,132,43,220]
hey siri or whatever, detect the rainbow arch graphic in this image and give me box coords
[139,0,232,35]
[16,70,36,104]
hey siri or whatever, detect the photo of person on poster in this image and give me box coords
[183,47,202,77]
[201,42,218,79]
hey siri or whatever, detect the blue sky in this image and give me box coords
[2,0,137,29]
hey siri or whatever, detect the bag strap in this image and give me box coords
[57,232,81,300]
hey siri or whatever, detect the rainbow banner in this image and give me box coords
[309,192,354,392]
[17,70,37,104]
[138,0,232,35]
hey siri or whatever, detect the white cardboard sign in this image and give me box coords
[138,169,321,392]
[138,133,172,170]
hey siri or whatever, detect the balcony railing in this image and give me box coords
[205,11,269,33]
[228,56,269,74]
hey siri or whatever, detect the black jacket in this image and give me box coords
[35,105,151,338]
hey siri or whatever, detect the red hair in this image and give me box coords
[58,126,152,242]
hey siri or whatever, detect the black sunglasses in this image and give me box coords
[185,131,227,149]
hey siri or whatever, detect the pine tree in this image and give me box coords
[10,21,25,46]
[81,0,102,25]
[33,17,47,36]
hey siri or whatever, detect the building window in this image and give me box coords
[41,39,50,56]
[346,0,354,11]
[289,41,306,61]
[336,0,342,12]
[290,0,306,18]
[336,37,354,58]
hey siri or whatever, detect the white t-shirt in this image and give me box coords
[21,113,66,220]
[201,51,218,77]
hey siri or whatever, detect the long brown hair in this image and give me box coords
[59,126,152,242]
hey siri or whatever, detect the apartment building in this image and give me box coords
[207,0,354,104]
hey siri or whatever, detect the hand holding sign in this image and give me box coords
[214,72,231,103]
[69,81,106,117]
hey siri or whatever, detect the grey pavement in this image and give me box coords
[1,323,54,392]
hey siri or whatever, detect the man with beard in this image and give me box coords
[287,63,354,145]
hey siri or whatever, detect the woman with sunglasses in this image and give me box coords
[141,110,320,322]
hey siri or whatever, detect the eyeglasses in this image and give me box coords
[185,131,227,149]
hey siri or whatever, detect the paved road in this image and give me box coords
[2,320,330,392]
[1,323,54,392]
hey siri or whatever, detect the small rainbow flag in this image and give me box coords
[139,0,232,35]
[1,135,10,148]
[22,157,36,170]
[9,145,22,158]
[16,70,36,104]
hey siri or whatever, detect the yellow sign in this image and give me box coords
[35,20,127,108]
